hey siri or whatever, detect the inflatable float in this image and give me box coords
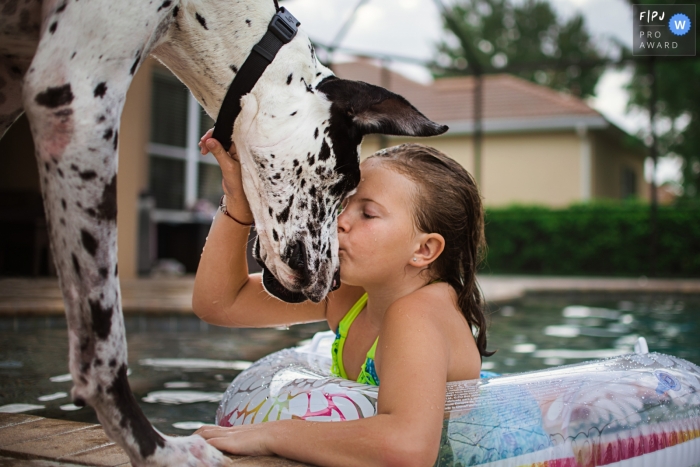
[216,331,700,466]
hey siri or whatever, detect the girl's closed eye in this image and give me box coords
[360,203,379,219]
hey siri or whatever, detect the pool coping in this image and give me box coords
[0,413,310,466]
[2,276,700,315]
[0,278,197,316]
[478,275,700,305]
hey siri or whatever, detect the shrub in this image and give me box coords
[483,202,700,277]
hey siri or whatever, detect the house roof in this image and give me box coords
[332,60,609,135]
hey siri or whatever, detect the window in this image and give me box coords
[148,69,220,212]
[144,69,258,275]
[151,73,188,147]
[144,70,222,274]
[621,167,637,199]
[149,156,185,210]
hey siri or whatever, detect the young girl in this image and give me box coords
[192,132,492,467]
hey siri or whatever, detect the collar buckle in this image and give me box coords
[269,7,299,44]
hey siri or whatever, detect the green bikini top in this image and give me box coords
[330,293,380,386]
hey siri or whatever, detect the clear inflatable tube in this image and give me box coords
[217,331,700,466]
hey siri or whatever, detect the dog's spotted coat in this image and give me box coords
[0,0,447,464]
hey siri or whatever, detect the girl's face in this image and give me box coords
[337,158,421,287]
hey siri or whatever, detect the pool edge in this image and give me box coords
[0,413,310,466]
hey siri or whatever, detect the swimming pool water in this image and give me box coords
[0,295,698,435]
[484,296,699,372]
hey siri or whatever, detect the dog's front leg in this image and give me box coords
[21,1,230,465]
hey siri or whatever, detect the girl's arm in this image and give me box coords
[197,293,451,467]
[192,133,362,328]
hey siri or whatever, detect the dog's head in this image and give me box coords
[233,36,447,303]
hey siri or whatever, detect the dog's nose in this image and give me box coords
[289,240,305,270]
[288,240,310,287]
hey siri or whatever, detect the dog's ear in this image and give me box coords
[317,77,448,137]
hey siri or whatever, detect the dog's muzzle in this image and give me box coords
[253,236,340,303]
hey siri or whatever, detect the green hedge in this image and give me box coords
[483,202,700,277]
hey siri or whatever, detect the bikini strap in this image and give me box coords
[332,293,368,380]
[337,293,368,337]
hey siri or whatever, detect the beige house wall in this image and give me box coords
[363,131,584,207]
[480,131,584,207]
[116,58,154,279]
[360,135,476,176]
[359,135,383,160]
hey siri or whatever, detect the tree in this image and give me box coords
[625,0,700,200]
[434,0,605,97]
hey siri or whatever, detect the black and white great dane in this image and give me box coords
[0,0,447,464]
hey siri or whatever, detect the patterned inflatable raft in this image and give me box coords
[216,332,700,466]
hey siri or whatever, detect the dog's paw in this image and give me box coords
[140,434,232,467]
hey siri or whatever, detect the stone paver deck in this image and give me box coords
[1,275,699,316]
[0,414,309,467]
[0,278,196,315]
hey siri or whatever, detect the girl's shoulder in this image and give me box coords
[384,282,459,329]
[376,283,462,372]
[382,282,480,381]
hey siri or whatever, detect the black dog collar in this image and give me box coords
[212,7,300,150]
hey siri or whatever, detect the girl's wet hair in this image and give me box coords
[369,143,494,358]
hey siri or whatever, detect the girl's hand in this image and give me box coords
[198,129,253,223]
[194,424,273,457]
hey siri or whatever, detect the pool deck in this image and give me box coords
[0,413,310,466]
[1,275,699,315]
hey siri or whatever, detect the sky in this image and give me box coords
[283,0,682,183]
